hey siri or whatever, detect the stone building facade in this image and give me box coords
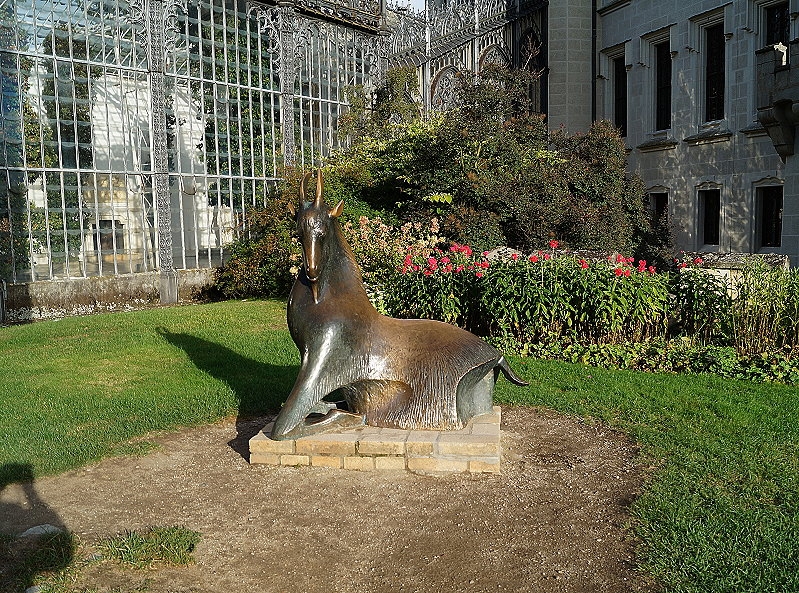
[594,0,794,263]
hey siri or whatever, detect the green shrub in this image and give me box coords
[379,242,670,345]
[328,66,672,259]
[669,255,732,345]
[213,191,299,299]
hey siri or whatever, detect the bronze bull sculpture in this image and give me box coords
[270,170,528,440]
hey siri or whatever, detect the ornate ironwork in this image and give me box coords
[148,0,177,300]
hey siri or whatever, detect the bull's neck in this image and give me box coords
[319,225,373,307]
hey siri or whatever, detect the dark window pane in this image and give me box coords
[760,186,783,247]
[613,56,627,137]
[655,41,672,130]
[705,23,725,122]
[765,2,790,46]
[649,192,668,223]
[700,189,720,246]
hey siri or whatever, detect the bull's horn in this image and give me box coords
[314,169,324,207]
[299,171,312,203]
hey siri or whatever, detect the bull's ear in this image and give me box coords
[287,202,296,217]
[329,200,344,218]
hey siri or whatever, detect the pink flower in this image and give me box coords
[648,266,656,274]
[529,255,539,263]
[549,240,559,249]
[579,259,589,269]
[423,269,433,276]
[616,254,624,264]
[543,253,551,260]
[482,250,489,257]
[443,264,453,273]
[475,272,484,278]
[450,243,460,253]
[637,260,647,272]
[440,256,450,264]
[455,265,464,273]
[462,245,473,256]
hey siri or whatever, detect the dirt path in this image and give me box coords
[1,407,655,592]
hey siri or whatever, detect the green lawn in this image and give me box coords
[1,299,798,592]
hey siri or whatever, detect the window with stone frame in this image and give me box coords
[704,22,726,122]
[647,191,669,224]
[757,185,783,248]
[654,41,672,131]
[698,188,721,246]
[764,1,790,46]
[612,55,627,137]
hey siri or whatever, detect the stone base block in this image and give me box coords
[249,406,502,474]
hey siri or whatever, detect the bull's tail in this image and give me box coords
[497,356,529,386]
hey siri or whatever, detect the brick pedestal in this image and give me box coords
[250,407,502,474]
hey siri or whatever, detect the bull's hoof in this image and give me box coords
[280,408,365,440]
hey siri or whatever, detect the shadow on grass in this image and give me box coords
[156,330,298,460]
[0,463,74,592]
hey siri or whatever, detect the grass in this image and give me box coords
[1,299,798,592]
[0,526,200,592]
[495,360,799,593]
[0,300,298,480]
[97,526,201,568]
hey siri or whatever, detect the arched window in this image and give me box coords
[430,66,460,111]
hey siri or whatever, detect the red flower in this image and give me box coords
[637,260,647,272]
[678,262,687,269]
[481,250,489,257]
[475,271,484,278]
[543,253,551,260]
[455,265,464,273]
[423,269,433,276]
[624,269,631,277]
[462,245,473,256]
[529,255,538,263]
[693,257,704,265]
[616,254,624,264]
[427,257,438,270]
[579,259,589,269]
[549,239,559,249]
[614,267,624,276]
[511,253,518,261]
[450,243,460,253]
[648,265,656,274]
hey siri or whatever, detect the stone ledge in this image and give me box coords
[249,406,502,474]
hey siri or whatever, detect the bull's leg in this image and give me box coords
[277,408,365,440]
[455,360,497,426]
[271,359,364,440]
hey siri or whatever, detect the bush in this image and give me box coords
[213,190,299,299]
[329,66,672,259]
[378,241,670,346]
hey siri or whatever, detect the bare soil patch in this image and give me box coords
[1,406,655,592]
